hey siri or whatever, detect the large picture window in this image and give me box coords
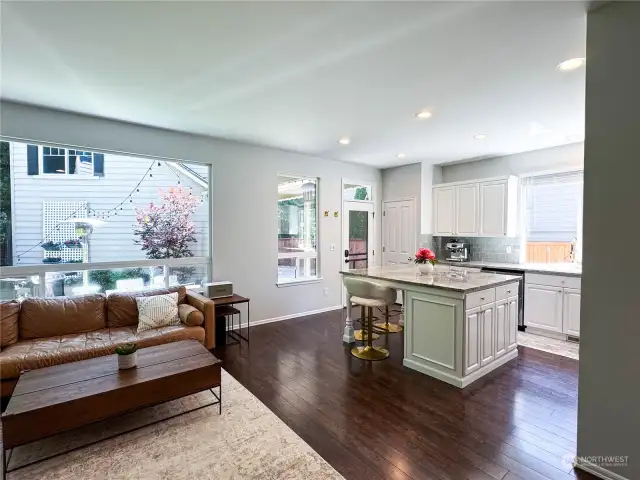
[522,171,583,263]
[277,175,319,284]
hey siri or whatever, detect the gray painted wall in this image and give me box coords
[0,101,382,322]
[439,142,584,184]
[579,4,639,479]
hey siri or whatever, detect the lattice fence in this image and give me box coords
[42,201,88,262]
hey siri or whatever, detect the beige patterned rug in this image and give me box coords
[2,371,344,480]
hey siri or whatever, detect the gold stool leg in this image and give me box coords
[351,306,389,361]
[355,304,379,341]
[374,305,403,333]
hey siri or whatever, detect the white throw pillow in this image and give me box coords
[136,292,180,333]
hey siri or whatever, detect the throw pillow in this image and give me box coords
[136,293,180,333]
[178,304,205,326]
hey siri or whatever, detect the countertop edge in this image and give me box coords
[438,261,582,278]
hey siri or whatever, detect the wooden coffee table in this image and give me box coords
[1,340,221,479]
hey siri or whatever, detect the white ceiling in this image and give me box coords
[0,1,587,168]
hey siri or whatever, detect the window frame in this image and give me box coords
[38,145,97,177]
[276,174,321,287]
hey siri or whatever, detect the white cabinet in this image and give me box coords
[433,186,456,236]
[433,176,517,238]
[562,288,581,336]
[507,296,518,351]
[524,284,564,333]
[465,307,481,374]
[480,304,494,366]
[494,300,507,358]
[524,274,581,337]
[456,183,479,236]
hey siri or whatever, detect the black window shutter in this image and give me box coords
[93,154,104,177]
[27,145,39,175]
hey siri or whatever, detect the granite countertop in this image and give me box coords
[340,266,522,293]
[438,260,582,278]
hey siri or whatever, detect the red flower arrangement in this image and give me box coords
[414,248,436,266]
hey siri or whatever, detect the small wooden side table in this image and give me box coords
[213,294,250,343]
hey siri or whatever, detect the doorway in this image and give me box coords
[342,201,374,306]
[382,199,416,267]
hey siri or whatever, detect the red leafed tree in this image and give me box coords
[134,187,201,259]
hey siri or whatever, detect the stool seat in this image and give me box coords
[351,296,387,308]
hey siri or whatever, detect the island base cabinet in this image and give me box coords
[507,296,518,351]
[480,305,494,366]
[464,308,481,374]
[495,301,507,358]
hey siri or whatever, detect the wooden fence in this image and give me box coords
[526,242,573,263]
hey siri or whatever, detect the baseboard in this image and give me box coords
[227,305,343,330]
[575,458,630,480]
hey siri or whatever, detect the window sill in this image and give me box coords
[276,277,323,288]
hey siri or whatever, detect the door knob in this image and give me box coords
[344,249,349,258]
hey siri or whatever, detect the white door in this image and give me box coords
[494,299,507,358]
[433,187,455,236]
[563,288,581,337]
[480,305,495,366]
[507,296,518,351]
[456,183,479,236]
[382,199,416,267]
[479,180,507,236]
[524,284,564,333]
[464,307,481,374]
[342,201,375,306]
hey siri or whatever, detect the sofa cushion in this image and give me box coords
[106,286,187,328]
[178,304,205,326]
[0,324,205,380]
[19,294,107,340]
[1,300,21,348]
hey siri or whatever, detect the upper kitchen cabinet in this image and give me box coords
[433,186,456,236]
[433,176,518,237]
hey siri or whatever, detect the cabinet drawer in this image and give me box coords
[496,282,519,301]
[525,273,581,290]
[466,288,495,309]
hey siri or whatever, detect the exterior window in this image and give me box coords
[278,175,319,284]
[343,183,371,201]
[522,171,583,263]
[28,145,104,176]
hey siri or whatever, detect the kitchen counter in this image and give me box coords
[340,266,521,293]
[438,260,582,277]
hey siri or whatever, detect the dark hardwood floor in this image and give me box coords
[214,308,595,480]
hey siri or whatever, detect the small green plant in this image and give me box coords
[115,344,138,355]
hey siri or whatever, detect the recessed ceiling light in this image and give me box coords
[557,58,586,71]
[415,111,433,120]
[338,137,350,145]
[397,153,406,159]
[473,134,488,140]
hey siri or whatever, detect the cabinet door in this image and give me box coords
[507,296,518,351]
[563,288,581,337]
[433,187,456,236]
[494,300,507,358]
[456,184,479,236]
[524,284,563,333]
[465,308,481,374]
[479,180,507,236]
[480,305,494,366]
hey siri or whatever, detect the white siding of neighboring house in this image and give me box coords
[10,142,210,265]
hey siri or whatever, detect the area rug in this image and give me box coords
[2,370,345,480]
[517,331,579,360]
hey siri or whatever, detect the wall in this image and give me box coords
[381,163,421,249]
[439,142,584,184]
[9,142,208,264]
[0,101,382,322]
[577,4,639,480]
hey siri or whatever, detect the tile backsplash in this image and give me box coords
[423,235,522,264]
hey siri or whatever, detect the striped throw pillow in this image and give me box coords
[136,292,180,333]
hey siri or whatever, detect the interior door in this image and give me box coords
[382,199,416,267]
[343,201,374,270]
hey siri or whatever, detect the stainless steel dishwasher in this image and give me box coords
[481,266,526,331]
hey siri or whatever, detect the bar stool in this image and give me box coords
[354,305,380,342]
[344,277,395,361]
[374,291,403,333]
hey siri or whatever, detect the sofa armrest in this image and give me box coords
[185,290,215,349]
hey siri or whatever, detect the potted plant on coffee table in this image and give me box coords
[115,343,138,369]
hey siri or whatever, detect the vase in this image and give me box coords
[118,352,138,370]
[418,263,434,275]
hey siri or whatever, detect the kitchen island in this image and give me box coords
[341,266,522,388]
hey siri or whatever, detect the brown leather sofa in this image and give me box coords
[0,286,215,399]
